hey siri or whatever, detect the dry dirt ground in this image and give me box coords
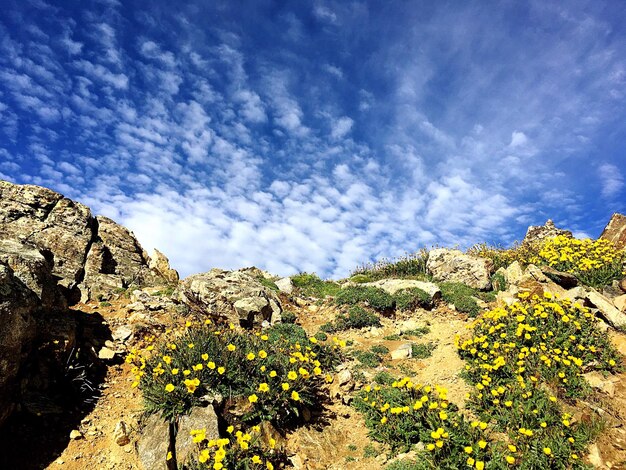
[4,295,626,469]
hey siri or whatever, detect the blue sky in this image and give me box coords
[1,0,625,278]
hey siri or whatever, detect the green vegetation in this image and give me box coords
[291,272,341,297]
[393,287,432,311]
[439,282,481,317]
[320,306,382,333]
[281,310,297,324]
[370,344,390,355]
[351,249,430,281]
[354,350,383,368]
[410,342,435,359]
[335,285,395,311]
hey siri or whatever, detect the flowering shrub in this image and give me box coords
[531,236,624,287]
[127,320,343,425]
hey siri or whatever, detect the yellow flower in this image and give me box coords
[426,443,435,451]
[251,455,262,464]
[269,370,277,378]
[258,383,270,392]
[543,447,552,456]
[208,361,216,369]
[201,353,209,361]
[247,352,256,360]
[227,344,236,351]
[475,461,484,470]
[165,384,175,393]
[288,371,298,380]
[218,366,225,374]
[282,383,290,391]
[266,462,274,470]
[506,456,515,464]
[226,425,234,433]
[248,394,258,403]
[258,350,268,359]
[464,446,473,454]
[171,368,179,375]
[381,416,387,424]
[478,440,487,449]
[291,391,300,401]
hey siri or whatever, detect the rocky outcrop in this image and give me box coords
[426,249,493,290]
[522,219,572,245]
[179,268,282,327]
[0,181,175,303]
[149,249,179,284]
[0,261,39,426]
[600,213,626,250]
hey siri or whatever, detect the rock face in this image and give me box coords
[180,269,282,327]
[0,261,39,426]
[426,249,493,290]
[0,181,175,303]
[522,219,572,245]
[149,249,180,284]
[600,213,626,250]
[586,289,626,329]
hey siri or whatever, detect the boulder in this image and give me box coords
[149,249,179,284]
[522,219,572,246]
[390,343,413,360]
[137,414,170,470]
[275,277,294,295]
[0,181,174,303]
[0,239,65,309]
[502,261,524,286]
[0,262,39,427]
[620,278,626,293]
[426,249,493,290]
[600,213,626,250]
[360,279,441,302]
[614,295,626,312]
[179,269,282,327]
[586,289,626,329]
[539,266,578,289]
[176,406,220,464]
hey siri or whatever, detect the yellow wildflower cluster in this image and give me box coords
[192,425,278,470]
[532,235,623,274]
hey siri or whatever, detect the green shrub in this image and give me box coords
[354,350,383,368]
[281,310,297,324]
[349,274,374,283]
[411,342,435,359]
[320,306,382,333]
[291,273,341,298]
[130,321,342,425]
[393,288,432,311]
[373,371,395,385]
[335,286,395,311]
[255,276,279,292]
[370,345,389,355]
[314,331,328,342]
[439,282,481,317]
[491,272,506,292]
[351,249,430,281]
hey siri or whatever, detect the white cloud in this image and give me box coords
[330,116,353,139]
[509,131,528,147]
[598,163,624,198]
[74,59,129,89]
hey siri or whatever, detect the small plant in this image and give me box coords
[281,310,297,324]
[354,350,383,368]
[255,276,279,292]
[347,444,358,451]
[393,288,432,311]
[370,345,389,355]
[291,273,341,298]
[363,443,378,458]
[351,249,430,281]
[439,282,481,317]
[490,272,506,292]
[320,306,382,333]
[410,342,435,359]
[335,286,395,311]
[99,301,112,307]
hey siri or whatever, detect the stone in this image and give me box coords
[620,278,626,293]
[98,347,116,360]
[522,219,572,246]
[586,289,626,329]
[113,420,131,446]
[0,262,39,427]
[600,213,626,250]
[614,295,626,312]
[112,326,133,342]
[69,430,83,440]
[503,261,524,286]
[337,369,353,387]
[426,249,493,290]
[582,372,617,397]
[179,268,282,327]
[176,406,220,464]
[275,277,294,295]
[391,343,413,360]
[360,279,442,302]
[562,286,587,304]
[137,414,170,470]
[0,181,173,303]
[586,443,604,469]
[539,265,578,288]
[149,249,179,284]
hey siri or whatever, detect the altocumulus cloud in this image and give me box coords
[1,0,625,278]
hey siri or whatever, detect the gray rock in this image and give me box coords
[600,213,626,250]
[149,249,179,284]
[539,266,579,289]
[179,269,282,327]
[391,343,413,360]
[562,286,587,303]
[586,289,626,329]
[0,261,38,427]
[582,372,617,397]
[522,219,572,246]
[502,261,524,286]
[98,347,116,360]
[113,420,131,446]
[275,277,294,295]
[112,326,133,342]
[426,249,493,290]
[176,406,220,464]
[137,414,170,470]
